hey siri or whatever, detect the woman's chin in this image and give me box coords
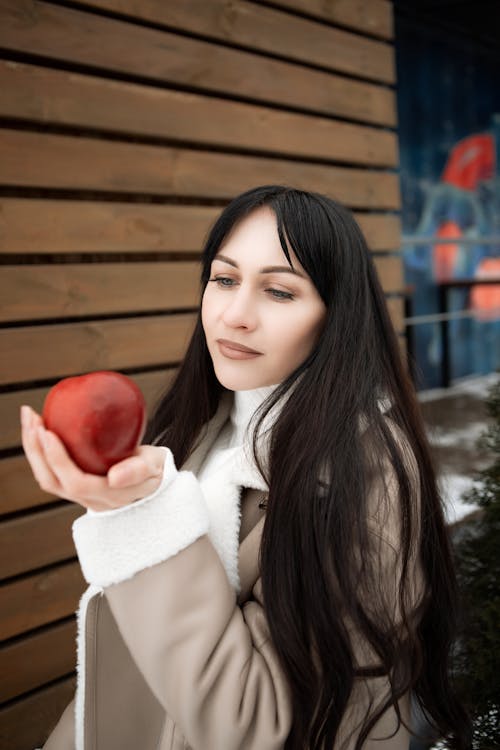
[213,365,273,392]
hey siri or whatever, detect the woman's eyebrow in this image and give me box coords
[213,253,306,278]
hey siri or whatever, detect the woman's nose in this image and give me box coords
[221,287,257,329]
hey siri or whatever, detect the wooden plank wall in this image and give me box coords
[0,0,402,746]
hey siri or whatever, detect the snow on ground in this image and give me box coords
[417,373,498,524]
[437,474,482,524]
[428,421,486,447]
[417,372,499,403]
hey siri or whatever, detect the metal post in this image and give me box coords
[438,284,450,387]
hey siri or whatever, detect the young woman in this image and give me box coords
[22,186,470,750]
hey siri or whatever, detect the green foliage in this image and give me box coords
[452,377,500,749]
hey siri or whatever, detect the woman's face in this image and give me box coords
[201,206,327,390]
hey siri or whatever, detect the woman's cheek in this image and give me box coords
[200,292,213,332]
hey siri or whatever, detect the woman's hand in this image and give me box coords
[20,405,165,512]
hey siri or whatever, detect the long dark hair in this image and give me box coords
[145,186,470,749]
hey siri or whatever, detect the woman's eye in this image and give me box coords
[209,276,236,287]
[208,277,294,300]
[267,289,294,301]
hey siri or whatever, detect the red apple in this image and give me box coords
[42,371,147,475]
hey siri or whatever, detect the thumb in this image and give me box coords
[107,446,165,489]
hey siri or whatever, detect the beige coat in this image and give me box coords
[43,395,421,750]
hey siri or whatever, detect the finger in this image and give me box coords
[30,407,44,428]
[20,404,32,447]
[107,456,152,489]
[20,405,39,439]
[107,446,164,489]
[20,406,45,457]
[37,427,107,501]
[37,429,156,510]
[20,410,63,496]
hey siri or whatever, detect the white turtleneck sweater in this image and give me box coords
[197,384,279,483]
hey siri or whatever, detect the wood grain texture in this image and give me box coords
[0,504,84,580]
[0,262,201,322]
[0,199,401,254]
[0,561,84,640]
[0,455,58,516]
[0,130,400,210]
[0,61,397,167]
[0,369,174,452]
[76,0,395,83]
[386,296,404,332]
[0,620,76,702]
[0,198,220,254]
[357,213,401,251]
[0,676,76,750]
[373,255,404,294]
[0,0,396,125]
[256,0,393,39]
[0,313,196,385]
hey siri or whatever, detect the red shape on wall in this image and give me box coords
[433,220,462,282]
[471,258,500,321]
[442,134,494,191]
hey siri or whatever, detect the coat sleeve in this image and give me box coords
[71,447,292,750]
[105,539,292,749]
[42,697,75,749]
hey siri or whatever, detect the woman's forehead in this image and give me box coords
[216,207,302,271]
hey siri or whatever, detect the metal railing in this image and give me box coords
[403,278,500,387]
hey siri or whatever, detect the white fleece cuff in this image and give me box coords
[72,448,210,587]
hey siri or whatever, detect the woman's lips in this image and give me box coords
[217,340,263,360]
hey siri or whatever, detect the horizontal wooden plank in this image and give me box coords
[78,0,395,83]
[0,676,76,750]
[387,296,404,332]
[0,198,220,254]
[0,60,398,167]
[0,130,401,210]
[0,313,196,385]
[0,561,85,640]
[129,368,176,418]
[0,455,57,516]
[0,369,174,453]
[0,262,201,322]
[0,504,83,580]
[0,620,76,702]
[373,255,403,294]
[258,0,393,40]
[0,199,401,254]
[356,213,401,251]
[0,0,396,126]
